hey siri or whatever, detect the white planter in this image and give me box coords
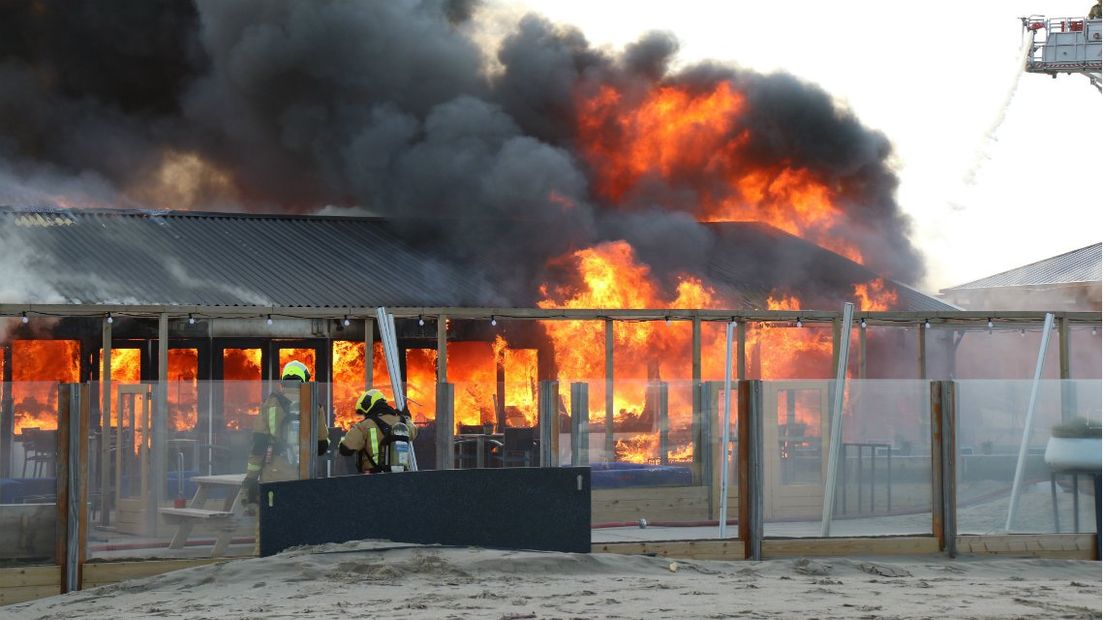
[1044,437,1102,471]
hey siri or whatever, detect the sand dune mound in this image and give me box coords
[7,540,1101,619]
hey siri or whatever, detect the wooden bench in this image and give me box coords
[158,473,247,556]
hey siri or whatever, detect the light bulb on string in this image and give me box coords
[490,316,497,327]
[266,315,273,326]
[343,316,351,327]
[21,312,28,324]
[106,313,113,325]
[795,317,803,328]
[860,318,866,329]
[188,314,196,325]
[418,315,425,327]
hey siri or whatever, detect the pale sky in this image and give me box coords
[508,0,1103,293]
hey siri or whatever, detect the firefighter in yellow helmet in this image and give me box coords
[339,389,417,473]
[242,360,330,507]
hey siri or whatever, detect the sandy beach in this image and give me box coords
[6,540,1101,620]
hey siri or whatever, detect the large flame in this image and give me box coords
[576,81,864,264]
[853,278,899,311]
[332,340,395,430]
[12,340,80,435]
[538,241,719,462]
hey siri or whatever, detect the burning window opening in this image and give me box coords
[12,340,80,435]
[222,348,262,431]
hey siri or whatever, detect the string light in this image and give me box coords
[106,313,113,325]
[664,315,670,326]
[418,315,425,327]
[343,316,351,327]
[924,320,931,329]
[490,315,497,327]
[188,314,196,325]
[987,319,993,329]
[266,315,273,326]
[21,311,28,324]
[795,318,803,328]
[1093,327,1098,336]
[860,318,866,329]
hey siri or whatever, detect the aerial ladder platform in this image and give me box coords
[1021,14,1102,91]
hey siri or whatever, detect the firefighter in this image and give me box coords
[242,360,329,507]
[339,389,417,473]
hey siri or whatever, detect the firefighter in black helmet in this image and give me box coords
[339,389,417,473]
[242,360,329,507]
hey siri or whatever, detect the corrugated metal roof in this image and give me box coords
[943,243,1102,291]
[705,222,957,311]
[2,207,954,311]
[2,207,481,307]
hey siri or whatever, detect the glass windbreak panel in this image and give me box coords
[832,380,930,536]
[88,379,336,560]
[1,381,62,567]
[956,379,1101,535]
[762,380,932,537]
[588,379,721,543]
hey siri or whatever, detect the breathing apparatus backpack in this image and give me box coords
[364,413,416,473]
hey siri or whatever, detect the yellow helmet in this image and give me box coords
[356,389,386,415]
[281,360,310,382]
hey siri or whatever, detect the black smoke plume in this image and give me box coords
[0,0,924,306]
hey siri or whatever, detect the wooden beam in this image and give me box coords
[691,317,702,483]
[7,303,1096,324]
[55,384,71,591]
[762,536,939,558]
[930,381,945,552]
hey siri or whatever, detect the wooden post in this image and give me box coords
[364,317,374,389]
[58,383,88,592]
[0,344,11,480]
[1058,317,1075,421]
[736,321,746,380]
[76,384,89,590]
[436,315,447,385]
[298,382,319,480]
[538,380,559,467]
[435,382,454,470]
[739,380,763,560]
[604,319,614,459]
[691,317,702,481]
[917,323,927,380]
[570,382,589,466]
[930,380,957,557]
[859,321,867,379]
[100,318,111,526]
[657,382,669,466]
[150,313,168,536]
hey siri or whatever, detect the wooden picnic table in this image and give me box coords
[159,473,247,556]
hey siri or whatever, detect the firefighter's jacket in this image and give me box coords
[246,390,329,483]
[341,405,417,473]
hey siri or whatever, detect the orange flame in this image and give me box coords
[222,348,262,430]
[538,241,720,462]
[576,81,864,264]
[168,348,198,431]
[12,340,80,435]
[853,278,898,311]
